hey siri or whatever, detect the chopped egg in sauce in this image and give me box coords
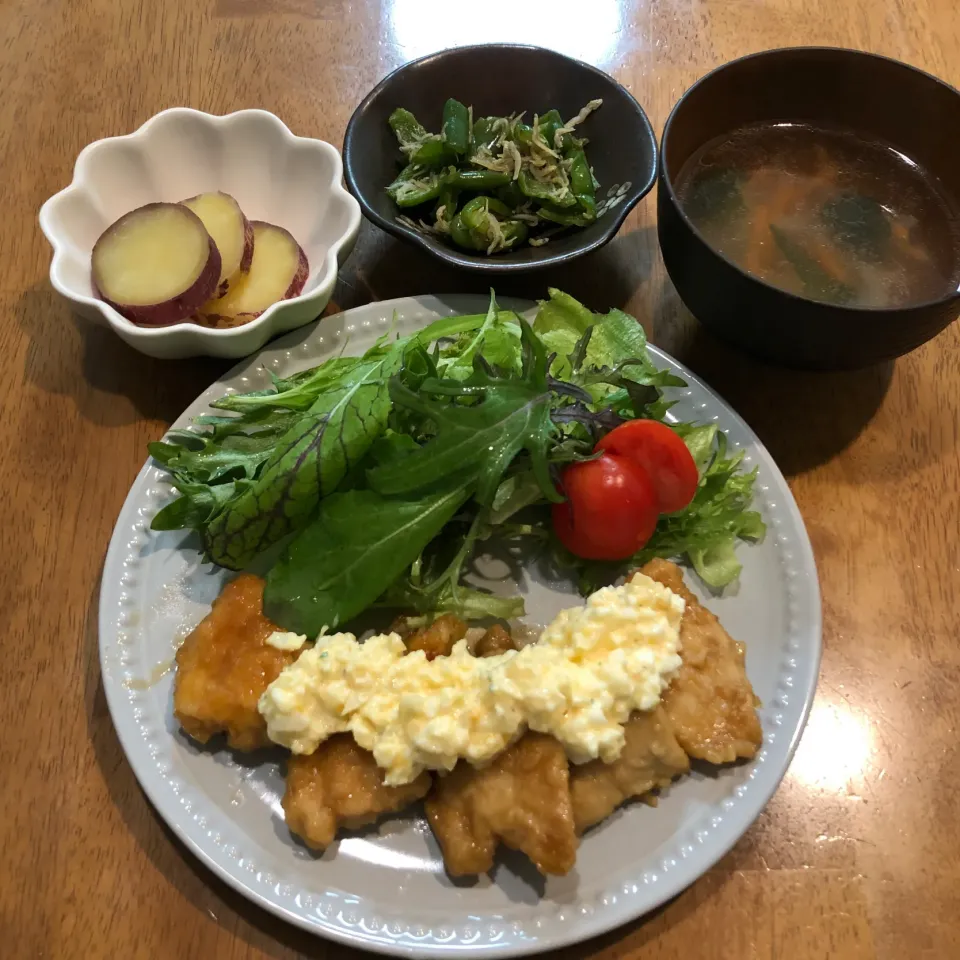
[258,573,685,785]
[265,630,308,652]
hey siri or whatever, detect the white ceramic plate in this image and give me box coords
[100,295,821,956]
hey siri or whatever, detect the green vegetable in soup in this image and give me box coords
[770,224,857,305]
[680,168,745,225]
[821,193,891,262]
[675,122,959,309]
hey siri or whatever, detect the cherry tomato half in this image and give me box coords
[596,419,699,514]
[552,452,660,561]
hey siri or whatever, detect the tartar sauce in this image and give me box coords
[258,573,685,785]
[265,630,308,652]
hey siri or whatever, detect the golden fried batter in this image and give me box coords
[174,574,299,751]
[284,736,432,851]
[403,614,468,660]
[426,733,578,877]
[475,623,516,658]
[639,559,763,764]
[179,562,761,875]
[569,707,690,833]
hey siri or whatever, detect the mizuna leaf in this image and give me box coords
[203,354,398,569]
[367,320,560,505]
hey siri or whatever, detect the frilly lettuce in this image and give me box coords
[149,288,765,634]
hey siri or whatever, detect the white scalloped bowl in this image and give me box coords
[39,108,361,359]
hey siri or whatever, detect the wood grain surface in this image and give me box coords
[2,1,960,957]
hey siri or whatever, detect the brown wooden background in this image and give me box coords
[2,1,959,957]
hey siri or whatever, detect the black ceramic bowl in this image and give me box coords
[658,47,960,370]
[344,44,657,273]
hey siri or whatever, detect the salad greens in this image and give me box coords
[151,290,765,636]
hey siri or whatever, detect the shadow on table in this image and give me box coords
[19,221,657,430]
[15,283,232,427]
[652,290,895,478]
[333,221,657,315]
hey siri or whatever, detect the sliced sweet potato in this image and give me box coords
[197,221,308,327]
[181,191,254,297]
[92,202,220,326]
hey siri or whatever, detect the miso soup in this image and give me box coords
[675,122,960,308]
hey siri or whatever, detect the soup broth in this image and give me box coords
[675,122,960,308]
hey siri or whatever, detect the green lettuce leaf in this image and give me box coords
[584,307,647,369]
[368,320,560,506]
[381,579,525,622]
[149,426,297,487]
[263,480,473,634]
[633,432,766,588]
[489,470,546,524]
[435,292,523,381]
[204,348,401,569]
[149,287,766,626]
[674,423,719,473]
[533,288,593,376]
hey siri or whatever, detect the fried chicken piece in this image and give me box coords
[475,624,516,658]
[426,733,578,877]
[403,614,468,660]
[569,707,690,833]
[284,735,432,851]
[639,559,763,764]
[174,574,300,751]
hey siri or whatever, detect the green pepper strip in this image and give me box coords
[511,122,533,147]
[458,197,530,251]
[387,165,445,207]
[555,127,579,152]
[518,169,577,207]
[538,203,592,227]
[496,180,526,209]
[389,161,427,184]
[388,106,453,166]
[460,196,512,231]
[537,109,563,150]
[500,220,529,249]
[435,184,460,224]
[449,213,485,251]
[441,99,470,155]
[446,169,511,191]
[388,108,431,149]
[566,145,597,220]
[470,116,501,155]
[409,138,452,167]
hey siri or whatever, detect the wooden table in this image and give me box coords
[3,1,959,957]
